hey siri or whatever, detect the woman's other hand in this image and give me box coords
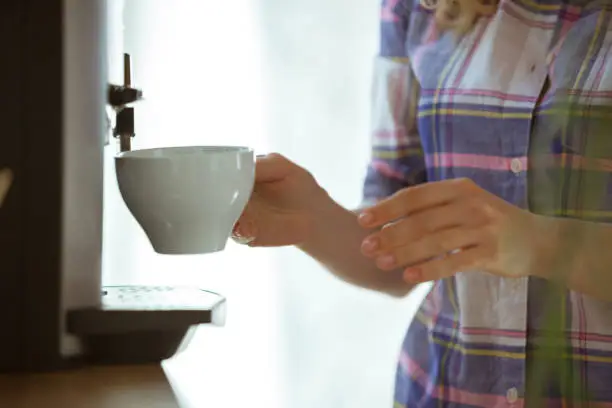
[358,178,556,283]
[233,153,332,247]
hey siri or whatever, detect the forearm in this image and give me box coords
[297,197,415,298]
[533,216,612,302]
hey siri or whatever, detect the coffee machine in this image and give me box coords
[0,0,226,373]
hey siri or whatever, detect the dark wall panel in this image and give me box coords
[0,0,65,372]
[0,0,26,372]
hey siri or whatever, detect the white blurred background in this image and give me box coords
[103,0,428,407]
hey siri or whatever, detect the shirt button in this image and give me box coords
[506,387,518,404]
[510,158,523,174]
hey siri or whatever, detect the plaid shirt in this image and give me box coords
[364,0,612,406]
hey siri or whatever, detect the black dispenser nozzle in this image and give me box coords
[107,54,142,152]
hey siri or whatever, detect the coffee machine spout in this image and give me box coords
[107,53,142,152]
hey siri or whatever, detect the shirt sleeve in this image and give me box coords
[361,0,426,207]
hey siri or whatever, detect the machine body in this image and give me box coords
[0,0,225,373]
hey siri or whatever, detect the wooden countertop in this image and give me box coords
[0,275,281,408]
[0,364,180,408]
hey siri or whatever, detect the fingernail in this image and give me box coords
[377,254,395,269]
[358,212,373,225]
[361,238,379,253]
[238,221,254,237]
[404,268,422,282]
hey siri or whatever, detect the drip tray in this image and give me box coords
[67,286,226,365]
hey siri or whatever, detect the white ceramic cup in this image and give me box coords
[115,146,255,255]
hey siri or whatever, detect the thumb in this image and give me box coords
[255,153,294,183]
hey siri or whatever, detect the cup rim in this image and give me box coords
[116,146,254,159]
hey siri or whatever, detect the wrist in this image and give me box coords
[300,187,343,247]
[526,214,563,280]
[527,215,595,286]
[523,213,612,300]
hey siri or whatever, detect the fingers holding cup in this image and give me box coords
[232,212,257,246]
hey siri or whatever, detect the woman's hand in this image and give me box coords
[358,178,557,283]
[235,154,416,296]
[233,153,332,247]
